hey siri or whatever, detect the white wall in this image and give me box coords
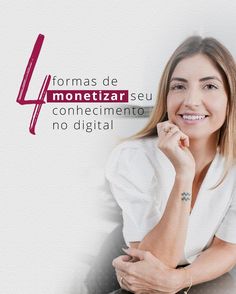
[1,0,236,293]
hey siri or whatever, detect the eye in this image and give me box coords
[169,84,186,91]
[204,83,218,90]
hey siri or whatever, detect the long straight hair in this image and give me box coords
[132,36,236,187]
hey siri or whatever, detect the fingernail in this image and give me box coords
[122,247,129,253]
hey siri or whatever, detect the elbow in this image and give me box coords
[227,251,236,272]
[152,253,180,269]
[162,256,180,269]
[138,242,180,269]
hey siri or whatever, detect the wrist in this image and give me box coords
[168,268,186,292]
[175,166,195,179]
[178,266,193,290]
[175,172,194,182]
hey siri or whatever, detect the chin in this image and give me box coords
[186,131,218,142]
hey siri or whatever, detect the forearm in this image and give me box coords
[138,174,193,268]
[180,243,236,288]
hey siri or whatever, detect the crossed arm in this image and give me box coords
[182,237,236,287]
[113,237,236,293]
[113,174,236,292]
[136,174,193,268]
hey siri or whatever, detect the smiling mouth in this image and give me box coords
[179,114,209,121]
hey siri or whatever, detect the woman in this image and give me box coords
[106,36,236,293]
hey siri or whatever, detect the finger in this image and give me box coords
[157,122,180,138]
[112,255,130,267]
[165,129,189,148]
[180,136,189,148]
[162,125,180,137]
[157,121,173,134]
[157,120,178,130]
[116,270,128,290]
[119,277,131,291]
[118,273,138,292]
[157,123,164,136]
[123,281,158,294]
[175,131,189,148]
[118,269,172,293]
[116,270,146,288]
[156,122,170,134]
[112,256,125,269]
[115,269,127,279]
[119,254,133,262]
[113,255,133,272]
[117,271,138,285]
[122,247,146,261]
[121,278,144,294]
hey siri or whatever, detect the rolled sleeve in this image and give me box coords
[105,142,162,245]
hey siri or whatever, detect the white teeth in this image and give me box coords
[182,114,206,120]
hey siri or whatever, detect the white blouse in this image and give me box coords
[105,137,236,265]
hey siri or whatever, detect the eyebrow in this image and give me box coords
[170,76,223,83]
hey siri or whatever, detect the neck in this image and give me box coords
[189,134,218,177]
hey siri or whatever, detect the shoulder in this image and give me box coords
[113,136,158,154]
[105,137,159,187]
[217,153,236,186]
[107,137,157,168]
[226,163,236,197]
[211,152,236,199]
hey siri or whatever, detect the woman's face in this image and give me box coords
[167,54,228,140]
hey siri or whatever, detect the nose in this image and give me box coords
[183,89,201,107]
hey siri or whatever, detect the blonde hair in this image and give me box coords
[133,36,236,186]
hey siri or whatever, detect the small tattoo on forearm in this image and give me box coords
[181,192,191,201]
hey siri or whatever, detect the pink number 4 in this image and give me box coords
[16,34,51,134]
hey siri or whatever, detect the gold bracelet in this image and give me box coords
[182,267,193,294]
